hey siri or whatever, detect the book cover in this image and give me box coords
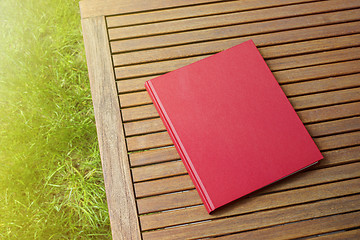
[145,40,323,213]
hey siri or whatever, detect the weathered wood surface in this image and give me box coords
[80,16,141,240]
[80,0,360,239]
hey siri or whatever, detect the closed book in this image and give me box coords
[145,40,323,213]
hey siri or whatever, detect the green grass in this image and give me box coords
[0,0,111,238]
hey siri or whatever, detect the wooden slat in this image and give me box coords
[274,60,360,84]
[106,0,322,28]
[129,146,179,167]
[267,46,360,71]
[126,96,360,152]
[110,9,360,52]
[124,110,360,138]
[140,177,360,231]
[136,146,360,214]
[127,132,170,151]
[126,116,360,152]
[142,194,360,239]
[122,104,158,122]
[306,116,360,137]
[315,131,360,151]
[135,174,193,198]
[118,72,360,105]
[297,102,360,124]
[109,0,359,40]
[116,55,360,82]
[127,131,171,151]
[281,73,360,97]
[120,77,360,109]
[113,22,360,67]
[131,117,360,182]
[309,228,360,240]
[116,46,360,91]
[124,118,165,136]
[126,102,360,151]
[132,160,186,183]
[214,211,360,240]
[134,157,360,198]
[123,101,360,140]
[80,0,225,19]
[81,16,141,240]
[290,87,360,110]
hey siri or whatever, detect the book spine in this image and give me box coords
[145,80,214,213]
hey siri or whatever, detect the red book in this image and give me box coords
[145,40,323,213]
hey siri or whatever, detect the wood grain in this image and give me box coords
[119,75,360,108]
[80,0,225,19]
[106,0,322,28]
[116,47,360,88]
[142,194,360,239]
[140,177,360,231]
[81,16,141,240]
[108,0,360,40]
[113,23,360,66]
[136,145,360,214]
[214,211,360,240]
[80,1,360,238]
[130,117,360,182]
[134,158,360,198]
[308,228,360,240]
[110,9,360,52]
[124,112,360,138]
[126,104,360,152]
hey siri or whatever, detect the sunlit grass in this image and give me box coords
[0,0,110,238]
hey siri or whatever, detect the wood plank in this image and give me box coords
[122,80,358,123]
[132,160,186,183]
[126,99,360,152]
[134,174,193,198]
[119,77,360,109]
[268,46,360,71]
[310,228,360,240]
[118,70,360,99]
[274,60,360,84]
[124,118,165,136]
[109,0,359,39]
[115,46,360,83]
[124,111,360,138]
[297,102,360,124]
[136,145,360,213]
[110,9,360,52]
[117,76,154,94]
[129,146,179,167]
[106,0,322,28]
[214,211,360,240]
[306,116,360,137]
[113,23,360,66]
[127,131,172,151]
[134,158,360,198]
[315,131,360,151]
[122,104,158,122]
[122,100,360,128]
[81,16,141,240]
[281,73,360,97]
[127,132,170,151]
[290,87,360,110]
[140,177,360,231]
[80,0,225,19]
[132,142,360,176]
[131,117,360,182]
[141,194,360,239]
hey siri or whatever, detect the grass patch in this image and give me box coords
[0,0,111,238]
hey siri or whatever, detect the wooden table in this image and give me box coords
[79,0,360,239]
